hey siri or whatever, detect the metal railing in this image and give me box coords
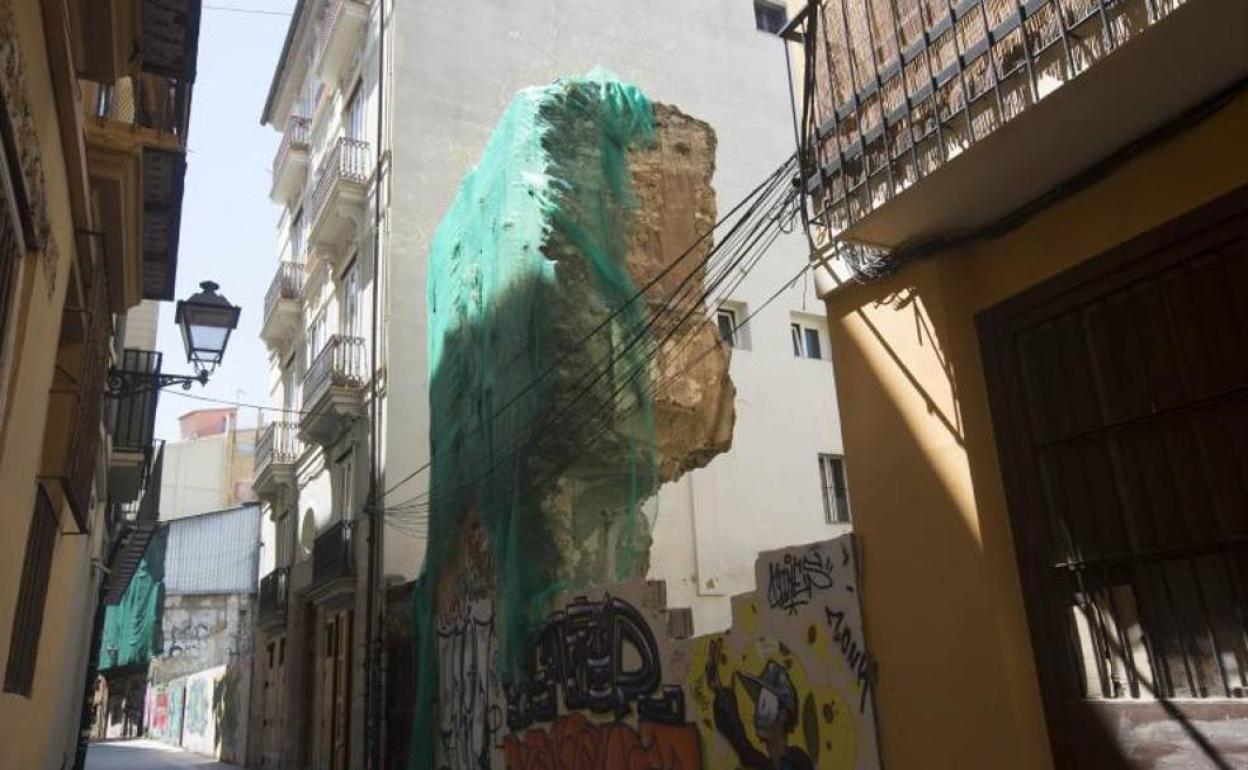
[303,334,366,410]
[263,261,305,323]
[88,73,193,140]
[272,116,311,181]
[111,350,162,453]
[312,520,352,585]
[789,0,1175,235]
[308,137,371,232]
[255,421,302,473]
[258,567,290,619]
[62,265,112,529]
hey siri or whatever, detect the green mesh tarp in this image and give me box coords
[411,70,661,768]
[99,528,167,672]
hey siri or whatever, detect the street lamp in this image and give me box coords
[105,281,241,398]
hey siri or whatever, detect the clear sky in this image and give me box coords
[152,1,295,440]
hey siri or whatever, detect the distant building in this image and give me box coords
[161,408,259,520]
[93,504,260,764]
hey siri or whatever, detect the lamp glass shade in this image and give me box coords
[174,281,241,368]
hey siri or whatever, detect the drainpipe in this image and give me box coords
[364,0,387,766]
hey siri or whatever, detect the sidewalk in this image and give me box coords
[85,739,242,769]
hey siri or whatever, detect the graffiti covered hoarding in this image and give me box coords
[432,534,880,769]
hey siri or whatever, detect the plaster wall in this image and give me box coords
[819,91,1248,770]
[387,0,846,631]
[0,0,107,767]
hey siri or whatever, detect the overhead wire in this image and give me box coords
[381,157,805,526]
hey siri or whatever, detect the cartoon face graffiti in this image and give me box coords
[704,638,814,770]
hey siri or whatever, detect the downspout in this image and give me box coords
[364,0,387,765]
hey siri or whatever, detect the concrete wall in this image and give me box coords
[161,427,258,520]
[151,594,254,684]
[387,0,846,632]
[819,89,1248,770]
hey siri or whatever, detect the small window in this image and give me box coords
[818,454,851,524]
[4,485,58,696]
[754,1,788,33]
[716,308,738,347]
[790,321,826,360]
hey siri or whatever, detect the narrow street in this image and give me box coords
[85,740,241,770]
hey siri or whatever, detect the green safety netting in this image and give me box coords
[410,70,661,768]
[99,527,167,672]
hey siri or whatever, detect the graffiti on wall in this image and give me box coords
[431,535,879,770]
[186,676,210,736]
[148,678,186,744]
[437,600,500,770]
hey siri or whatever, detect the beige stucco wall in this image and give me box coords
[0,1,102,768]
[821,92,1247,769]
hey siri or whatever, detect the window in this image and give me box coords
[344,81,365,141]
[818,454,851,524]
[307,309,327,363]
[290,208,305,263]
[754,1,788,33]
[4,485,58,695]
[716,308,738,347]
[790,321,825,360]
[340,258,361,338]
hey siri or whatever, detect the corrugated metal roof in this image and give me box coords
[163,504,260,595]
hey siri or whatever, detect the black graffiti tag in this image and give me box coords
[825,607,878,715]
[766,550,836,615]
[504,594,685,731]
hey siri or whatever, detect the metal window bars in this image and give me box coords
[784,0,1185,240]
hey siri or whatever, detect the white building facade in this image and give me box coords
[253,1,846,767]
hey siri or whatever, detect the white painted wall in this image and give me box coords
[264,0,848,632]
[161,436,230,520]
[385,0,848,630]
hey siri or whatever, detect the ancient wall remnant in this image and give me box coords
[414,71,737,768]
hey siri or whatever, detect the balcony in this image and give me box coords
[788,0,1247,252]
[307,137,371,268]
[107,349,162,504]
[270,116,311,204]
[260,262,305,350]
[300,335,366,445]
[311,520,353,596]
[254,421,302,501]
[314,0,370,88]
[258,567,290,629]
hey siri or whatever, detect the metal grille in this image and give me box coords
[308,137,371,235]
[111,349,162,452]
[259,567,290,620]
[264,261,306,326]
[63,265,112,530]
[3,484,58,696]
[787,0,1186,236]
[981,192,1248,765]
[303,334,366,410]
[256,420,303,473]
[313,519,353,586]
[0,153,19,373]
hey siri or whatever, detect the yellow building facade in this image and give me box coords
[0,1,199,767]
[784,0,1246,766]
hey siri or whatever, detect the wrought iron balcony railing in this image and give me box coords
[258,566,290,619]
[315,0,370,70]
[255,421,302,474]
[312,519,353,586]
[788,0,1186,237]
[110,349,162,453]
[58,265,112,530]
[263,262,305,322]
[273,115,311,180]
[303,334,366,410]
[308,137,371,233]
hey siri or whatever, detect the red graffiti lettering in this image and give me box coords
[503,713,701,770]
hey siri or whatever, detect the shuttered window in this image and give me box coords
[4,484,59,696]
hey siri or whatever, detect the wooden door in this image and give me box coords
[261,638,285,766]
[317,610,353,770]
[980,189,1248,768]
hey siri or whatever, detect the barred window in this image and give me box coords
[4,484,59,696]
[818,454,851,524]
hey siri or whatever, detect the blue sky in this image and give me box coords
[152,1,295,440]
